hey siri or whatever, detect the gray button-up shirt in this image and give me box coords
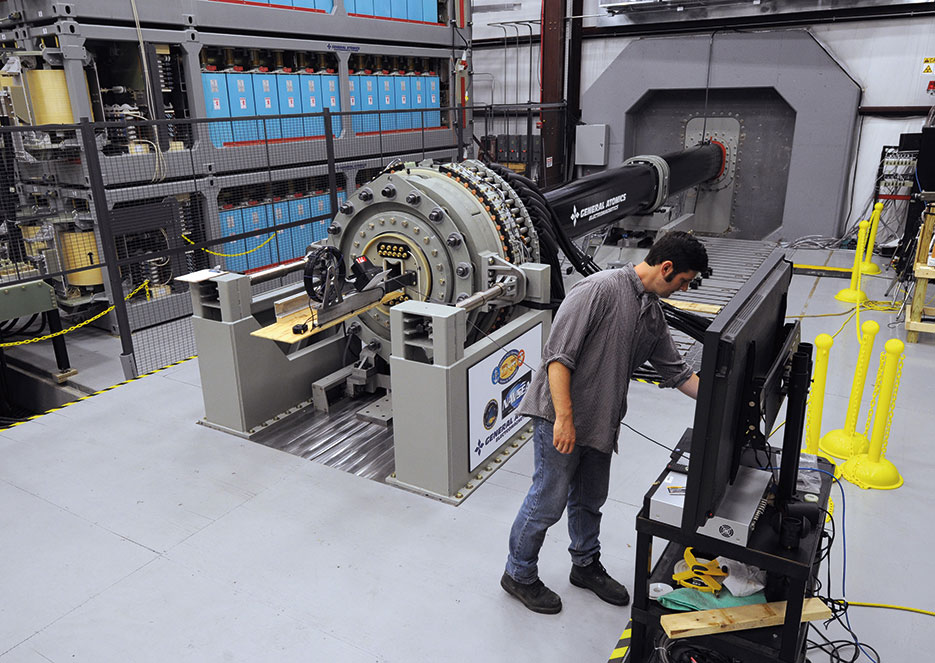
[517,265,692,453]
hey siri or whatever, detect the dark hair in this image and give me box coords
[644,231,708,275]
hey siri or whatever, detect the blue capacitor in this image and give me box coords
[411,76,425,129]
[270,200,290,262]
[243,203,272,271]
[202,72,233,148]
[292,0,316,8]
[426,75,440,128]
[356,75,380,133]
[310,194,331,242]
[423,0,436,22]
[253,72,281,141]
[394,76,412,130]
[289,196,313,258]
[407,0,422,21]
[226,72,259,143]
[373,0,391,17]
[219,207,246,272]
[300,72,324,137]
[315,0,334,11]
[320,74,342,137]
[276,73,302,139]
[391,0,406,19]
[354,0,373,14]
[377,75,397,132]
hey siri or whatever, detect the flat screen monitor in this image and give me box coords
[681,250,794,532]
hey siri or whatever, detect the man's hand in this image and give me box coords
[553,414,576,454]
[547,362,575,454]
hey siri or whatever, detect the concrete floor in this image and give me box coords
[1,247,932,662]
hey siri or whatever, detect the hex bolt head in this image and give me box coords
[339,202,354,215]
[428,207,444,223]
[446,232,462,247]
[406,191,421,205]
[456,263,471,278]
[327,223,341,235]
[358,187,374,202]
[381,184,396,198]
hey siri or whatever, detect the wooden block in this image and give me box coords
[662,299,722,315]
[251,290,403,343]
[660,597,831,639]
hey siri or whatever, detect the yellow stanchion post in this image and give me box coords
[841,338,904,490]
[819,320,879,459]
[804,334,834,455]
[836,220,870,304]
[859,202,884,276]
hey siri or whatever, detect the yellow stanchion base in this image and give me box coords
[835,288,868,304]
[840,454,903,490]
[819,429,870,460]
[859,261,881,276]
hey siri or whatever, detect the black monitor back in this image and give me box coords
[681,250,792,532]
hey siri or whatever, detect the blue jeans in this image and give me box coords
[505,417,612,583]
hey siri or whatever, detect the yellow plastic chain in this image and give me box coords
[0,279,150,348]
[881,353,903,457]
[863,352,886,438]
[182,232,276,257]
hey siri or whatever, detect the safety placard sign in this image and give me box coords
[923,57,935,76]
[467,324,543,471]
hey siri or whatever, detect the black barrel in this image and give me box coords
[545,143,725,239]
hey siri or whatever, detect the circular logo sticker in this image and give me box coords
[483,400,499,430]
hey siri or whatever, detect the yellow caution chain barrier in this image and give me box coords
[182,232,276,257]
[0,279,151,348]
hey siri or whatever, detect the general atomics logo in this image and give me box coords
[491,349,525,384]
[483,400,499,430]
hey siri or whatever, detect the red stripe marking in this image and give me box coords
[879,195,911,201]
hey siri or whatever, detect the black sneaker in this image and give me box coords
[500,572,562,614]
[569,557,630,606]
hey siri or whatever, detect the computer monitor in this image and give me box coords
[681,250,799,532]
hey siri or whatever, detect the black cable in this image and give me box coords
[620,421,675,453]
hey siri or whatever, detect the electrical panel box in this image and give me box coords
[321,74,342,137]
[394,76,412,130]
[300,72,324,137]
[253,72,281,140]
[277,73,303,139]
[202,72,232,147]
[219,207,246,272]
[425,75,440,127]
[378,76,397,131]
[575,124,610,166]
[227,72,259,143]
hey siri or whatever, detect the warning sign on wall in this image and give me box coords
[923,57,935,76]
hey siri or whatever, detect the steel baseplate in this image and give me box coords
[196,398,316,440]
[386,423,535,505]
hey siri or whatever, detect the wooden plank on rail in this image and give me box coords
[660,597,831,639]
[662,299,722,315]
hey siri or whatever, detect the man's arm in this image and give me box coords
[548,361,576,454]
[676,373,700,400]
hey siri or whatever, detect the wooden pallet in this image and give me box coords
[907,205,935,343]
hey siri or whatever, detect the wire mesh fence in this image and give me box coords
[1,101,563,378]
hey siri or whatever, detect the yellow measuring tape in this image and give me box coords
[182,233,276,257]
[0,279,151,348]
